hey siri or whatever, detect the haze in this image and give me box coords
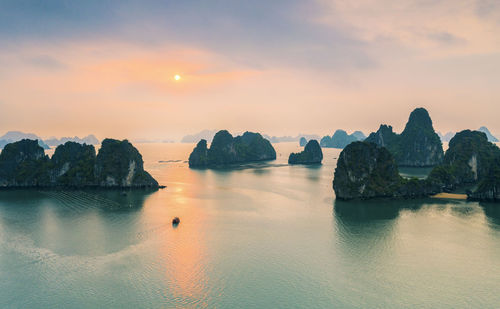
[1,0,499,141]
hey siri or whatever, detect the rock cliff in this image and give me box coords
[51,142,97,186]
[188,130,276,167]
[365,108,443,167]
[288,140,322,164]
[333,142,402,200]
[95,139,158,188]
[0,139,159,188]
[426,130,500,200]
[468,158,500,201]
[0,139,50,186]
[333,141,437,200]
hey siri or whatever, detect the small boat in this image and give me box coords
[172,217,180,225]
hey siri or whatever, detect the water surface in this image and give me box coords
[0,143,499,308]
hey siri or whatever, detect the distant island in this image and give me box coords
[0,131,101,149]
[478,126,499,142]
[182,129,319,144]
[0,131,49,149]
[263,134,320,144]
[365,108,443,167]
[320,130,365,148]
[437,126,498,143]
[299,137,307,146]
[438,131,456,142]
[189,130,276,167]
[289,140,322,164]
[334,125,500,202]
[181,129,218,143]
[0,139,159,189]
[44,134,100,147]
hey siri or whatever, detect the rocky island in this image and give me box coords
[427,130,500,201]
[188,130,276,168]
[332,141,434,200]
[299,137,307,147]
[0,139,159,188]
[288,140,323,164]
[320,129,364,148]
[334,129,500,201]
[365,108,443,167]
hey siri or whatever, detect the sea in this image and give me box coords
[0,142,499,308]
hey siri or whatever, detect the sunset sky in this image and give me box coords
[1,0,499,141]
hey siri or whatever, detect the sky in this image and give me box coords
[1,0,500,141]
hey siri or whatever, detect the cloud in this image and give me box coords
[1,0,500,138]
[475,0,500,18]
[315,0,500,57]
[427,31,465,45]
[26,55,67,70]
[0,0,376,71]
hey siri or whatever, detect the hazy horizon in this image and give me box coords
[0,122,500,143]
[1,1,499,141]
[0,108,499,143]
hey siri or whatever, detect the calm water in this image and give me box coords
[0,143,499,308]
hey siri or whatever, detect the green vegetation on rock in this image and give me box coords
[95,139,158,187]
[333,142,402,200]
[469,156,500,201]
[365,108,443,167]
[188,130,276,168]
[0,139,50,187]
[52,142,97,186]
[333,141,437,200]
[289,140,323,164]
[334,129,500,202]
[0,139,159,188]
[426,130,500,201]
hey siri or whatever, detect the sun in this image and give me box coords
[174,74,181,81]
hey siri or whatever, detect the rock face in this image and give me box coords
[468,158,500,201]
[333,142,402,200]
[333,129,500,202]
[51,142,97,186]
[289,140,323,164]
[0,139,159,188]
[320,130,361,148]
[0,139,50,186]
[333,141,437,200]
[299,137,307,147]
[365,125,399,150]
[95,139,158,187]
[365,108,444,167]
[189,139,209,167]
[188,130,276,168]
[427,130,500,197]
[399,108,444,166]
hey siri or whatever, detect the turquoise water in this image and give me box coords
[0,143,499,308]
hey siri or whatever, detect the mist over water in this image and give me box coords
[0,143,499,308]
